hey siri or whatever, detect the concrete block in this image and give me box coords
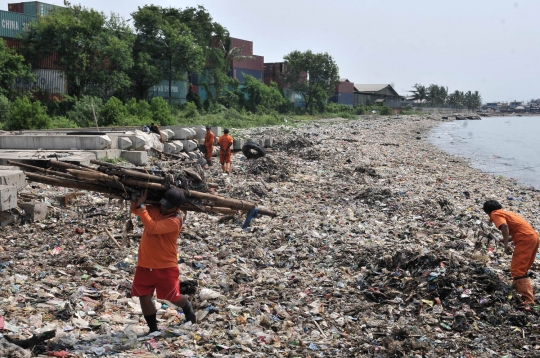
[187,152,200,160]
[212,127,223,137]
[175,128,196,140]
[264,138,274,148]
[160,131,170,142]
[164,142,180,154]
[0,169,26,190]
[126,135,148,150]
[0,135,112,150]
[181,140,197,152]
[19,201,48,221]
[162,129,175,140]
[118,137,133,150]
[233,138,245,151]
[0,185,17,211]
[0,210,17,226]
[171,140,184,152]
[121,151,148,166]
[193,125,206,140]
[92,149,122,160]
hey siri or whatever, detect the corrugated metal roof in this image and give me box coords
[353,84,391,92]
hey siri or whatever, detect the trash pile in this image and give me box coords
[1,115,540,357]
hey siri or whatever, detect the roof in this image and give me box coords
[353,84,400,96]
[339,78,352,83]
[515,106,525,110]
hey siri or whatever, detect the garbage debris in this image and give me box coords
[1,115,539,356]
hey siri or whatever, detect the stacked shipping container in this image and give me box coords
[330,79,354,107]
[229,37,263,84]
[148,80,188,105]
[2,4,66,96]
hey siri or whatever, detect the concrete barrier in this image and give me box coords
[121,151,148,166]
[0,185,17,211]
[164,142,180,154]
[0,169,26,190]
[171,140,184,152]
[118,137,133,150]
[162,129,175,140]
[233,138,245,150]
[125,134,148,150]
[0,135,112,150]
[181,140,197,152]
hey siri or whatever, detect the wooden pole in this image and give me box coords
[49,160,99,173]
[8,161,78,180]
[91,103,99,132]
[25,172,125,197]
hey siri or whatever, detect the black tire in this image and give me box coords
[242,142,266,159]
[66,131,108,135]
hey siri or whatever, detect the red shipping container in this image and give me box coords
[336,81,354,94]
[230,37,252,56]
[231,55,263,71]
[8,3,24,13]
[3,38,21,50]
[191,84,198,94]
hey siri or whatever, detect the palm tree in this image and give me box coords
[410,84,427,106]
[471,91,482,110]
[438,86,448,107]
[448,90,464,109]
[427,84,439,107]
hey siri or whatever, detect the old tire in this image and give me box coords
[242,142,266,159]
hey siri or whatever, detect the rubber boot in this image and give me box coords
[206,158,212,166]
[182,302,197,324]
[514,277,535,307]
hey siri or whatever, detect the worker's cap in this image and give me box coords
[224,128,229,134]
[206,126,211,130]
[160,188,185,209]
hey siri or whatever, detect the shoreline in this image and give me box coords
[1,114,539,356]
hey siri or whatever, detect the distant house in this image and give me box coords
[509,101,523,109]
[353,84,402,108]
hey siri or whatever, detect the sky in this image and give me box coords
[3,0,538,102]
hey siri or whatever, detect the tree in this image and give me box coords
[20,3,134,98]
[131,5,205,104]
[282,50,339,114]
[410,84,427,106]
[0,39,34,98]
[241,75,288,113]
[448,90,464,109]
[4,97,50,130]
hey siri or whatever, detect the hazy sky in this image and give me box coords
[4,0,538,102]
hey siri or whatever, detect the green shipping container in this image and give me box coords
[0,10,35,39]
[149,80,188,105]
[23,2,60,16]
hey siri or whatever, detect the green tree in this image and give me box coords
[20,3,134,98]
[242,75,287,113]
[282,50,339,114]
[100,96,127,126]
[0,39,34,98]
[131,5,205,104]
[4,97,50,130]
[150,97,174,125]
[0,95,11,126]
[67,96,103,127]
[410,84,427,106]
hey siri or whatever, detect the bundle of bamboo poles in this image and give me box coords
[8,159,276,217]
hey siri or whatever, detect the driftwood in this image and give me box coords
[11,159,277,217]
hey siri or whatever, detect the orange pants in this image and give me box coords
[511,234,540,278]
[220,150,231,164]
[205,145,213,159]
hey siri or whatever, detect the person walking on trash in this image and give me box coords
[483,199,540,309]
[204,126,215,167]
[218,128,234,174]
[130,187,197,333]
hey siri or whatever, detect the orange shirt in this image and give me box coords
[132,203,183,269]
[205,131,215,148]
[218,134,234,152]
[490,209,538,242]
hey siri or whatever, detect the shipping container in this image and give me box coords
[7,3,23,13]
[231,54,264,71]
[191,84,198,94]
[198,85,217,102]
[9,2,61,16]
[230,37,252,56]
[228,67,263,84]
[13,69,67,94]
[148,79,188,104]
[0,10,35,38]
[329,92,354,107]
[2,38,62,70]
[336,81,354,94]
[189,70,212,86]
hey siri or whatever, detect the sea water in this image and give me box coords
[429,116,540,189]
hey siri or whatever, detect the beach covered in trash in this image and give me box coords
[1,115,540,357]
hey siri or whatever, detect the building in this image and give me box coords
[329,78,354,107]
[353,84,402,108]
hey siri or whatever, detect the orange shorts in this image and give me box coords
[220,150,231,164]
[131,266,181,302]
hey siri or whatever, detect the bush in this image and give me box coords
[67,96,103,127]
[50,116,78,128]
[0,95,11,127]
[4,97,50,130]
[100,96,127,126]
[126,98,152,123]
[326,102,353,114]
[150,97,174,125]
[242,75,288,114]
[379,106,392,115]
[182,101,200,119]
[405,104,413,111]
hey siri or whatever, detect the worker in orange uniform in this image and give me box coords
[131,188,196,333]
[483,200,540,309]
[218,128,234,174]
[204,126,215,166]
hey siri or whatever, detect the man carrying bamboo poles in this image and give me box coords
[130,188,197,333]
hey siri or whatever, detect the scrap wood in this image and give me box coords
[105,228,122,248]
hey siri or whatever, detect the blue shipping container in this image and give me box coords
[227,68,263,84]
[0,10,35,38]
[148,80,188,104]
[330,92,353,107]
